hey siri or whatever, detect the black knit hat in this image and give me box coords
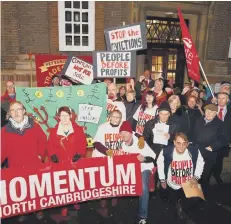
[158,101,171,114]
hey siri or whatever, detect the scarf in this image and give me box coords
[9,116,29,131]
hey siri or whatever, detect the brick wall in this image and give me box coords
[1,2,20,69]
[206,2,231,78]
[17,2,50,54]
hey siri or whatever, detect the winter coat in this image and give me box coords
[222,107,231,157]
[47,122,87,163]
[124,100,140,126]
[175,106,202,142]
[193,116,229,164]
[1,117,47,168]
[143,116,180,158]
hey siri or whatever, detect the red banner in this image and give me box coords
[35,54,93,87]
[0,155,142,218]
[178,8,200,83]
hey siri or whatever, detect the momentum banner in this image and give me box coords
[35,54,92,87]
[0,155,142,218]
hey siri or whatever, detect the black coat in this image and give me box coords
[222,107,231,157]
[135,79,155,100]
[124,100,140,126]
[175,106,202,142]
[143,116,180,158]
[193,116,229,164]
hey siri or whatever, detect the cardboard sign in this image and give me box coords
[104,22,147,51]
[93,51,136,78]
[62,56,94,85]
[0,155,142,218]
[78,104,103,124]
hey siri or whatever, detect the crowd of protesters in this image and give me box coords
[1,69,231,224]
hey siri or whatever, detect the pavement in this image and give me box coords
[2,183,231,224]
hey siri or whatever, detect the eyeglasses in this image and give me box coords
[6,85,14,89]
[10,108,23,113]
[111,116,121,119]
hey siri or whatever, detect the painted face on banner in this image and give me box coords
[9,102,25,123]
[59,111,71,125]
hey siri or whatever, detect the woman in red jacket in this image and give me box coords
[48,106,87,163]
[47,106,87,216]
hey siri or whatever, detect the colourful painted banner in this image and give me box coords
[15,83,107,146]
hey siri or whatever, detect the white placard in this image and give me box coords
[78,104,103,124]
[152,123,169,145]
[64,57,93,85]
[96,52,131,78]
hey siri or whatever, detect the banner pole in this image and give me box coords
[199,61,214,98]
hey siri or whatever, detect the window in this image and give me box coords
[58,1,95,51]
[146,17,189,44]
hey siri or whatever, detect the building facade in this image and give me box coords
[1,1,231,90]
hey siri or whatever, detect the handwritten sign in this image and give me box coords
[104,22,147,51]
[62,56,94,85]
[78,104,103,124]
[93,51,136,78]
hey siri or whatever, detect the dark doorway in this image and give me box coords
[145,16,189,88]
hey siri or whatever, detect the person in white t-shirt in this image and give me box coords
[106,83,126,121]
[157,133,204,220]
[119,121,156,224]
[133,90,158,136]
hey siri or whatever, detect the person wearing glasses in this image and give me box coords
[157,133,204,220]
[1,101,47,221]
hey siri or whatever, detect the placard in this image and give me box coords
[104,22,147,51]
[62,56,94,85]
[93,51,136,78]
[78,104,103,124]
[0,155,142,218]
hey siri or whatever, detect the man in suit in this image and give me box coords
[212,92,231,183]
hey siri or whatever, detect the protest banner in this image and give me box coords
[62,56,94,85]
[0,155,142,218]
[104,22,147,51]
[15,83,107,146]
[93,51,136,78]
[35,54,92,87]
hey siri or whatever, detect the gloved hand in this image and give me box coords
[72,153,81,162]
[137,136,145,149]
[106,149,113,157]
[51,154,59,163]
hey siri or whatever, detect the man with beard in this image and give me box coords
[106,83,126,121]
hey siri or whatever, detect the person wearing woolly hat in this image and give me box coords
[143,101,180,157]
[119,121,156,224]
